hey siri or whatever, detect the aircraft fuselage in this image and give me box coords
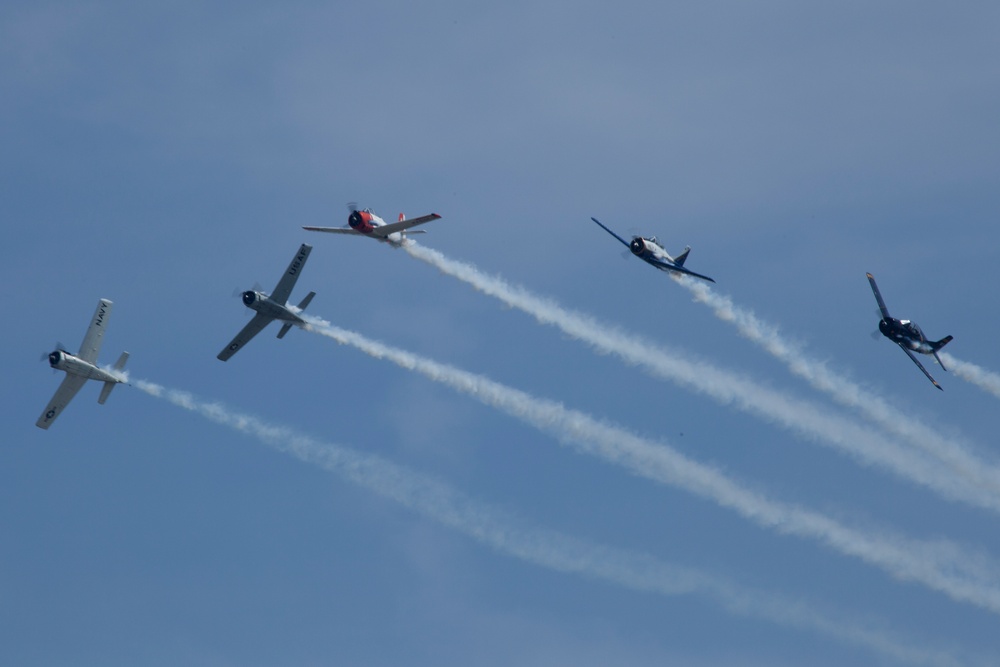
[48,350,125,384]
[630,237,674,265]
[242,291,305,323]
[878,318,937,355]
[348,209,405,245]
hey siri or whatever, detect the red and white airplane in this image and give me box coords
[303,204,441,247]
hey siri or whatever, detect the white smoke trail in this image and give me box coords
[301,316,1000,616]
[402,242,1000,513]
[134,378,975,667]
[679,278,1000,499]
[939,353,1000,400]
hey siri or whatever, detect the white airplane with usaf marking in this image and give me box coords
[217,243,317,361]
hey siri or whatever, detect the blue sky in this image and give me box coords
[3,1,1000,664]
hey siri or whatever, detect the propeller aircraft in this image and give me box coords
[218,244,316,361]
[591,217,715,283]
[304,204,441,247]
[866,272,953,390]
[37,298,129,429]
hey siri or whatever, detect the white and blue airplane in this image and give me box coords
[37,298,129,429]
[591,217,715,283]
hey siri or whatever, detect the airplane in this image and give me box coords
[590,217,715,283]
[303,205,441,247]
[217,243,317,361]
[866,272,953,390]
[37,298,129,429]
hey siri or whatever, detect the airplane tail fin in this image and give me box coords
[399,213,405,222]
[932,335,954,370]
[113,351,129,371]
[674,246,691,267]
[932,335,954,351]
[99,351,129,404]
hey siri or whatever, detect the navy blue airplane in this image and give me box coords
[867,272,952,390]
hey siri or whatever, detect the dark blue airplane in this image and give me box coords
[867,272,952,390]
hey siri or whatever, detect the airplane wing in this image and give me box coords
[36,373,88,429]
[647,256,716,283]
[217,313,273,361]
[591,217,631,248]
[78,298,113,364]
[302,226,363,236]
[370,213,442,238]
[666,262,716,283]
[866,273,891,320]
[899,344,943,390]
[269,244,313,305]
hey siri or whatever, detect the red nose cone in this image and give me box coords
[348,210,375,233]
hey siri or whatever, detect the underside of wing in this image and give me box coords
[36,374,88,429]
[270,244,312,305]
[217,313,273,361]
[649,257,716,283]
[302,226,362,235]
[866,273,891,320]
[899,345,943,390]
[590,217,631,248]
[78,298,113,364]
[371,213,442,238]
[671,264,716,283]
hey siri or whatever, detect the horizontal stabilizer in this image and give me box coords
[98,381,116,404]
[297,291,316,311]
[277,322,293,339]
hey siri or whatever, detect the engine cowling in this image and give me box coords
[48,350,63,368]
[348,210,375,233]
[629,237,647,256]
[242,290,260,307]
